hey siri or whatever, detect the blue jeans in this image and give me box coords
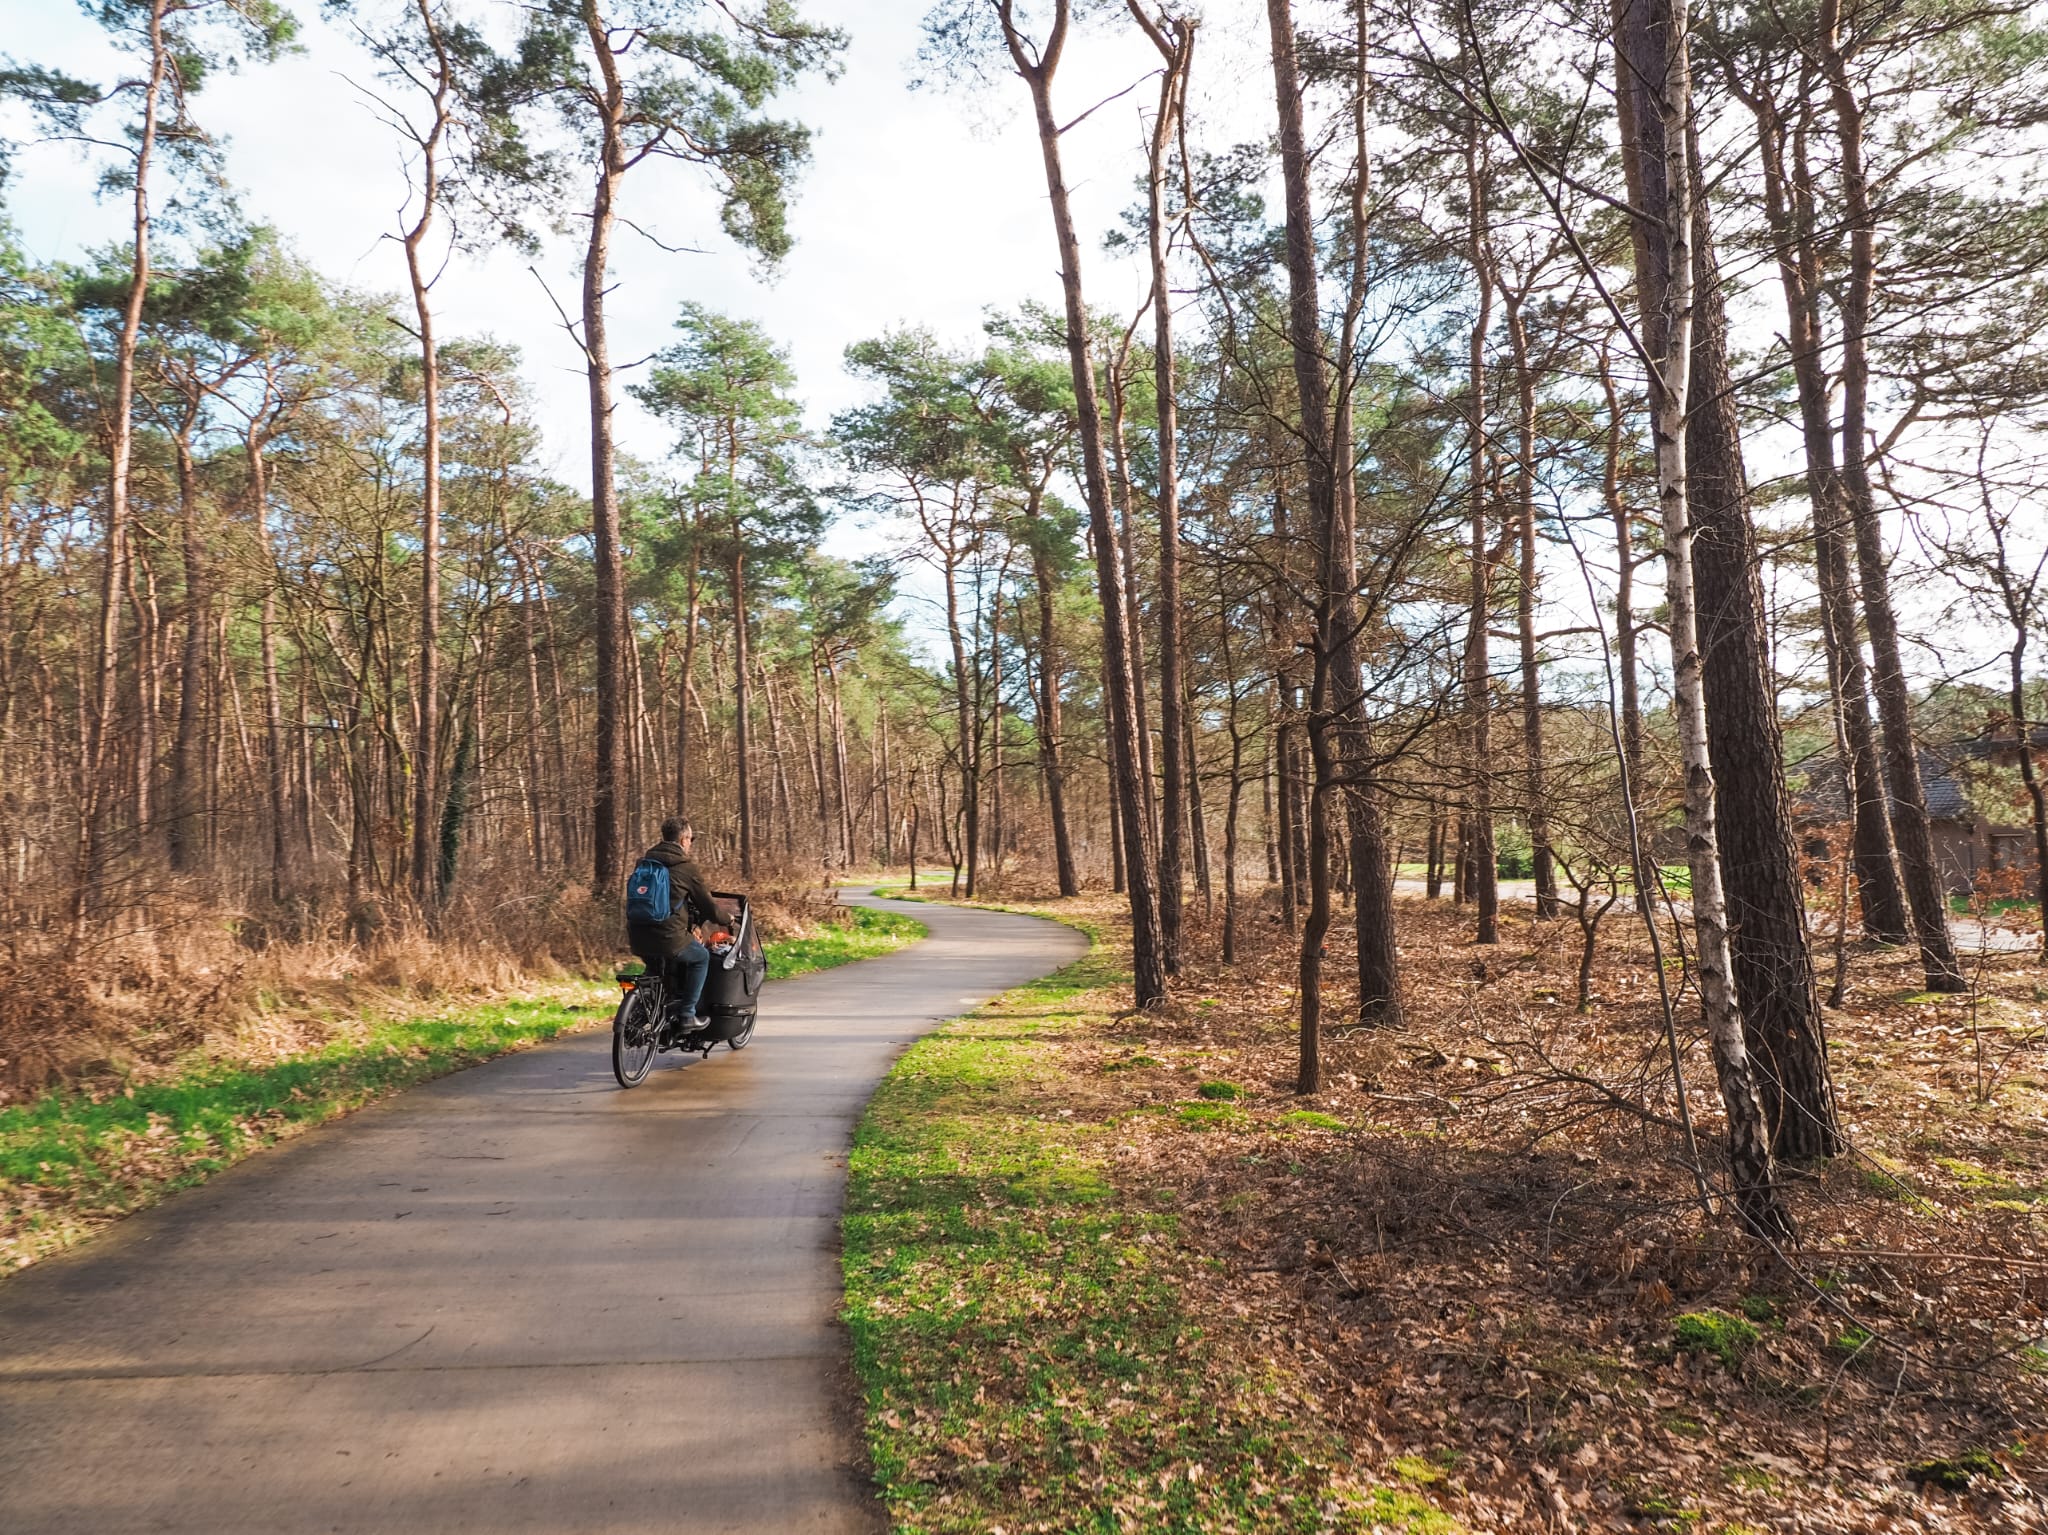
[665,938,709,1020]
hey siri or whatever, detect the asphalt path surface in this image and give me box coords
[0,890,1085,1534]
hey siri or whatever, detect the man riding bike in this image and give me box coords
[625,817,722,1040]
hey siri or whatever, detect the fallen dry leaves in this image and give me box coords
[966,881,2047,1534]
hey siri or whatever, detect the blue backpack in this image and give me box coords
[625,858,673,924]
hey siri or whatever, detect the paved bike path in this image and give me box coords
[0,891,1086,1534]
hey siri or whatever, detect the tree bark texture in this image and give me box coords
[1614,0,1791,1237]
[1687,167,1842,1160]
[1817,0,1962,990]
[1129,0,1193,977]
[1002,0,1166,1005]
[1735,65,1909,943]
[581,0,628,900]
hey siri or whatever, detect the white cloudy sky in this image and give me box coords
[2,0,1270,499]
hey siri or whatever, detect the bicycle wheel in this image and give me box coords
[725,1011,756,1050]
[612,986,660,1087]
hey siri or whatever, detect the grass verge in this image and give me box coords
[3,905,927,1274]
[841,929,1453,1534]
[769,905,927,979]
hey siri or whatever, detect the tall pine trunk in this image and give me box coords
[1687,159,1841,1160]
[1506,292,1557,919]
[1613,0,1790,1238]
[1736,70,1909,942]
[1002,2,1165,1005]
[1267,0,1362,1086]
[401,11,452,912]
[1332,3,1401,1023]
[1462,119,1500,944]
[1030,521,1079,894]
[169,432,207,874]
[73,0,167,949]
[582,0,629,901]
[1130,1,1193,975]
[1818,0,1961,990]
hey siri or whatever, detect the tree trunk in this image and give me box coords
[1185,699,1213,916]
[1262,728,1279,885]
[807,654,831,858]
[517,551,549,868]
[1130,1,1193,973]
[1330,2,1401,1022]
[1462,118,1500,945]
[1614,0,1790,1237]
[986,591,1005,876]
[402,22,450,911]
[248,435,289,905]
[1031,522,1079,894]
[944,561,979,896]
[582,0,629,901]
[534,559,579,870]
[1267,0,1357,1084]
[436,703,475,901]
[675,546,702,817]
[169,432,207,873]
[1817,0,1961,990]
[1107,353,1161,859]
[830,656,855,865]
[1687,156,1841,1161]
[2013,660,2048,960]
[128,539,158,838]
[730,543,753,876]
[1506,292,1557,919]
[1738,68,1910,942]
[1598,348,1651,910]
[1275,679,1301,927]
[1004,4,1165,1004]
[877,703,894,865]
[73,0,168,948]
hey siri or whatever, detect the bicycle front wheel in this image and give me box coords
[612,987,659,1087]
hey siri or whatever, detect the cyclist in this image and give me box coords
[625,817,721,1038]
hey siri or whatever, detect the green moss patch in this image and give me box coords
[1672,1311,1759,1369]
[1280,1110,1348,1131]
[1177,1102,1245,1130]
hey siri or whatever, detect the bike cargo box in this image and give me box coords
[700,891,765,1040]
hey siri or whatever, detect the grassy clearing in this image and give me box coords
[3,907,927,1274]
[768,905,926,978]
[841,937,1453,1534]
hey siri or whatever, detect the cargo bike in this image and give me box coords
[611,891,766,1088]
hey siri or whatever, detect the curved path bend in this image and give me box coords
[0,891,1084,1534]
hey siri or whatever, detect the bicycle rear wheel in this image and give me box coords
[612,986,660,1087]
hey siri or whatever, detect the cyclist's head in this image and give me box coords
[661,816,692,846]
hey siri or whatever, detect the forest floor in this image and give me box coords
[0,901,923,1274]
[852,883,2047,1534]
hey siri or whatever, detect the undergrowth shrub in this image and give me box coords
[0,853,863,1104]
